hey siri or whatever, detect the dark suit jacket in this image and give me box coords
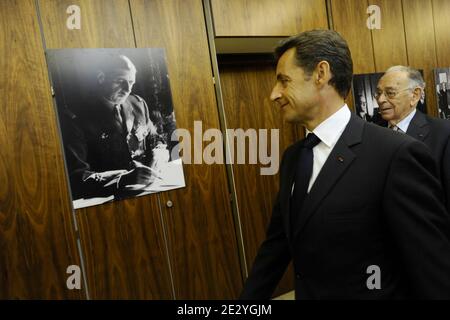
[61,94,161,199]
[438,90,450,119]
[438,89,449,110]
[406,110,450,213]
[240,115,450,299]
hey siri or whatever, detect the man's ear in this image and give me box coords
[316,61,331,86]
[97,71,105,85]
[411,87,422,107]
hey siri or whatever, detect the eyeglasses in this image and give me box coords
[374,87,412,100]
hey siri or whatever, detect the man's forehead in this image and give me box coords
[109,68,136,78]
[378,71,408,88]
[276,48,296,74]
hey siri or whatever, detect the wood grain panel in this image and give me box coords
[211,0,328,37]
[403,0,438,116]
[371,0,408,72]
[130,0,243,299]
[219,65,298,297]
[38,0,173,299]
[38,0,135,48]
[433,0,450,67]
[331,0,374,111]
[77,198,172,299]
[331,0,374,74]
[0,0,83,299]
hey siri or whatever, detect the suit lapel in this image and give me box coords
[281,141,303,238]
[406,110,429,142]
[293,115,363,239]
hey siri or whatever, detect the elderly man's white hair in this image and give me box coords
[385,65,425,90]
[98,54,137,75]
[117,55,137,73]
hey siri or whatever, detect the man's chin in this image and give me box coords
[379,113,392,122]
[283,114,301,124]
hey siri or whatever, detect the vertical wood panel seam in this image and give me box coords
[34,0,90,299]
[325,0,334,30]
[368,0,378,71]
[128,0,138,47]
[128,0,176,299]
[156,194,177,299]
[430,0,440,67]
[202,0,248,282]
[398,0,409,67]
[400,0,410,66]
[208,0,218,37]
[429,0,439,114]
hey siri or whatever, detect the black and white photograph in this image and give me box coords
[434,68,450,120]
[46,48,185,209]
[352,71,427,126]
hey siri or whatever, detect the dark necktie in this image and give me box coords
[113,104,126,133]
[389,125,404,133]
[290,133,321,234]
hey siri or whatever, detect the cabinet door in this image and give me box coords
[38,0,173,299]
[331,0,375,111]
[433,0,450,67]
[130,0,243,299]
[403,0,439,116]
[0,0,84,299]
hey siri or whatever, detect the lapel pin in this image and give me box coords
[337,156,344,163]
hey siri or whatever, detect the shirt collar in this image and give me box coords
[395,109,416,133]
[305,104,351,148]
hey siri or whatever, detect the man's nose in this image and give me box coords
[123,82,131,92]
[377,92,387,104]
[270,86,281,102]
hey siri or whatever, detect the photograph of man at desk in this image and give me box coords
[46,48,185,209]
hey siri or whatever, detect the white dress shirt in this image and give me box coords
[393,109,416,133]
[300,104,351,193]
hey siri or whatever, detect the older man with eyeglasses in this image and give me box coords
[376,66,450,213]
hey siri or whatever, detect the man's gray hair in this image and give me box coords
[385,65,425,90]
[98,54,137,75]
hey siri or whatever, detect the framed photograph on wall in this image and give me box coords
[352,71,427,126]
[434,68,450,120]
[46,48,185,209]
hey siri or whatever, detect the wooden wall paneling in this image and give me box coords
[331,0,374,74]
[130,0,243,299]
[402,0,438,117]
[211,0,328,37]
[38,0,135,48]
[219,65,298,296]
[298,0,329,30]
[0,0,84,299]
[331,0,375,111]
[370,0,408,72]
[432,0,450,67]
[38,0,174,299]
[212,0,328,297]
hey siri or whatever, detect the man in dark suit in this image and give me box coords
[61,55,165,200]
[438,82,450,119]
[376,66,450,213]
[240,30,450,299]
